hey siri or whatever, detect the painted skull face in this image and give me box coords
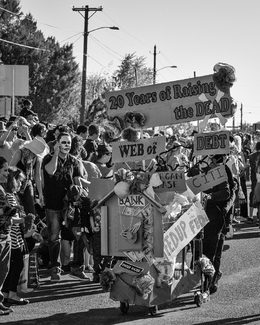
[59,135,71,154]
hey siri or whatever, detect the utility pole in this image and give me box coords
[72,6,103,124]
[240,103,243,130]
[153,45,157,84]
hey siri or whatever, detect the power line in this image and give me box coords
[0,38,50,52]
[90,35,123,59]
[60,32,82,43]
[0,6,81,32]
[102,12,152,50]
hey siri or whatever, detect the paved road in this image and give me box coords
[2,217,260,325]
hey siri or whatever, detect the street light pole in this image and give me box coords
[73,6,119,124]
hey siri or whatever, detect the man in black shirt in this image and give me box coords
[42,132,90,281]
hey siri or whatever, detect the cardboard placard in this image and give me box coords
[147,171,187,193]
[186,165,228,195]
[193,130,230,156]
[112,136,166,163]
[164,202,209,261]
[106,75,233,128]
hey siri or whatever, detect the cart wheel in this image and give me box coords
[194,293,203,307]
[149,305,158,316]
[120,302,129,314]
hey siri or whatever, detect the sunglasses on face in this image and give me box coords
[60,141,71,145]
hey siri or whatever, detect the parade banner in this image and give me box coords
[148,171,187,193]
[164,202,209,261]
[112,136,166,163]
[186,165,228,195]
[105,75,233,128]
[193,130,230,156]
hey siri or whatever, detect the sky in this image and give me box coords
[18,0,260,127]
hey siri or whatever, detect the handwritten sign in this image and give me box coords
[193,130,230,156]
[186,165,228,195]
[106,75,233,128]
[164,202,209,261]
[118,195,145,206]
[112,136,166,163]
[147,171,187,193]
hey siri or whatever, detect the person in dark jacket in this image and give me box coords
[201,154,232,297]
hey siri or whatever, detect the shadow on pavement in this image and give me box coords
[4,295,199,325]
[192,313,260,324]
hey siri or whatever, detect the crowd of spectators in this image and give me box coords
[0,98,260,315]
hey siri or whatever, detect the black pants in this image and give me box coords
[3,247,24,293]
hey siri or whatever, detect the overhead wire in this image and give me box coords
[89,35,123,60]
[0,38,50,52]
[60,32,82,44]
[0,6,81,32]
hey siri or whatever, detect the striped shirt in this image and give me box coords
[6,192,24,249]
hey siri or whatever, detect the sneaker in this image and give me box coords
[70,266,90,281]
[247,218,254,224]
[201,290,210,302]
[51,266,61,282]
[85,265,94,273]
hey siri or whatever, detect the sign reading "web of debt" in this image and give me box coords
[193,130,230,156]
[164,202,209,261]
[112,136,166,163]
[186,165,228,195]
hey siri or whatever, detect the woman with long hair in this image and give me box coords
[2,167,29,305]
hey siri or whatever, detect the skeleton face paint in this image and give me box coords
[59,135,71,154]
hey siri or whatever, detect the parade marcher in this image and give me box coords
[201,154,233,298]
[248,142,260,223]
[42,132,87,281]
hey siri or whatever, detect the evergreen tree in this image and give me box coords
[0,0,81,123]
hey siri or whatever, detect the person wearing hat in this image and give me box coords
[9,136,48,252]
[42,132,89,281]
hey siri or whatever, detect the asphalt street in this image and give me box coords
[2,184,260,325]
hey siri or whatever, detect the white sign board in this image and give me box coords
[112,136,166,163]
[164,202,209,261]
[0,65,29,96]
[106,75,233,128]
[193,130,230,156]
[186,165,228,195]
